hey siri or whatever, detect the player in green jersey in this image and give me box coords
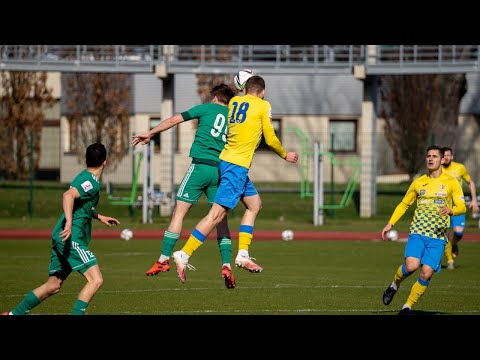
[2,143,120,315]
[131,83,237,289]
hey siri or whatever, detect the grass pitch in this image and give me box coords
[1,238,479,315]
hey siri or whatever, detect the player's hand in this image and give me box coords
[438,206,453,216]
[381,223,392,241]
[470,200,479,214]
[60,223,72,242]
[285,152,299,163]
[131,134,151,147]
[98,214,120,226]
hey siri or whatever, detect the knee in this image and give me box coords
[404,264,418,274]
[453,231,463,240]
[91,276,104,291]
[250,201,262,215]
[47,282,62,295]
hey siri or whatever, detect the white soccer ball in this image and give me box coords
[281,229,294,241]
[120,228,133,241]
[385,229,399,241]
[233,69,255,91]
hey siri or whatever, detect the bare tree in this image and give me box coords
[0,71,54,180]
[62,73,131,172]
[379,73,467,180]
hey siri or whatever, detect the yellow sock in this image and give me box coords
[393,264,409,288]
[182,236,203,256]
[238,225,253,251]
[444,241,454,262]
[406,279,428,308]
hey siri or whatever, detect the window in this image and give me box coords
[149,118,161,152]
[329,120,357,153]
[257,118,281,151]
[150,117,180,153]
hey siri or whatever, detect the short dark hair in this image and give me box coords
[86,143,107,167]
[443,146,453,154]
[210,83,235,105]
[427,145,444,158]
[245,75,265,94]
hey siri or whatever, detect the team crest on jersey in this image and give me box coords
[420,189,426,196]
[81,180,93,192]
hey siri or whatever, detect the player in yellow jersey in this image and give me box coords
[171,75,299,283]
[441,146,479,269]
[381,145,466,315]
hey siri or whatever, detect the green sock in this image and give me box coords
[217,237,232,265]
[161,230,180,257]
[12,291,41,315]
[71,299,89,315]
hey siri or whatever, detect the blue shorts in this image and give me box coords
[450,214,466,229]
[404,233,446,273]
[214,161,258,209]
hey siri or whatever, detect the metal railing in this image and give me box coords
[0,45,479,74]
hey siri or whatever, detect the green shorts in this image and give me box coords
[49,225,97,278]
[176,162,220,205]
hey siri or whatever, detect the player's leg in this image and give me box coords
[451,214,466,257]
[147,163,204,276]
[399,237,443,314]
[73,264,103,315]
[383,234,421,306]
[68,231,102,315]
[235,178,263,273]
[7,275,65,315]
[146,201,193,275]
[173,203,227,283]
[444,240,455,269]
[215,215,235,288]
[205,168,235,288]
[5,241,70,315]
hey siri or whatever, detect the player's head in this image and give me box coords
[245,75,265,97]
[86,143,107,168]
[426,145,445,170]
[211,83,235,105]
[442,146,453,166]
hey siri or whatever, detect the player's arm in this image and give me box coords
[93,212,121,226]
[451,181,467,216]
[381,183,417,239]
[261,112,287,159]
[59,187,80,241]
[131,113,185,146]
[466,178,479,214]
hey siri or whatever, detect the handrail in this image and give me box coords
[1,45,479,74]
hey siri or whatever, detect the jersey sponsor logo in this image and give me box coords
[435,192,446,197]
[440,184,445,189]
[81,180,93,192]
[434,199,445,205]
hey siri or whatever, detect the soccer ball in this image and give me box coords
[281,229,294,241]
[385,229,399,241]
[120,228,133,241]
[233,69,255,91]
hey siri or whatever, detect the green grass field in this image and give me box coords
[1,238,479,315]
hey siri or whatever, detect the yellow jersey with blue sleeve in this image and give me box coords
[388,173,466,240]
[220,94,287,169]
[442,161,471,185]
